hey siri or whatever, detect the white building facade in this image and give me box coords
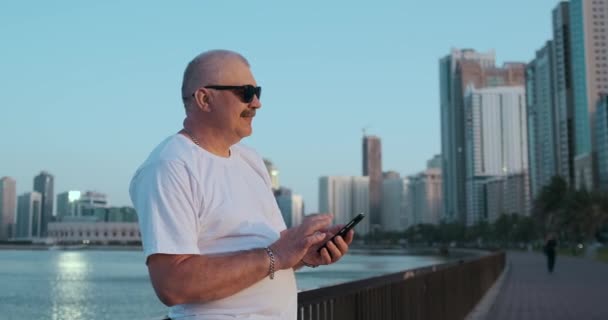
[465,86,530,225]
[319,176,370,235]
[48,222,140,244]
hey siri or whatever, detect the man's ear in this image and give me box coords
[195,89,212,112]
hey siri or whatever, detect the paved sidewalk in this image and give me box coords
[487,251,608,320]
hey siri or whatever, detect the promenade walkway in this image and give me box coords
[487,251,608,320]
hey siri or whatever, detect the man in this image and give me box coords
[129,50,353,320]
[544,233,557,273]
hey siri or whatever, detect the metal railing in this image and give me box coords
[297,251,505,320]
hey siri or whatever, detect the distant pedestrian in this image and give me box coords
[543,233,557,273]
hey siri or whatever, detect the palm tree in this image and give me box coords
[532,176,568,234]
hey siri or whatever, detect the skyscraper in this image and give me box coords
[426,154,442,170]
[274,187,304,228]
[484,173,528,223]
[440,48,525,224]
[319,176,353,226]
[407,168,443,226]
[56,191,82,221]
[465,86,529,225]
[291,195,304,228]
[527,42,558,199]
[362,135,382,230]
[16,192,42,238]
[0,177,17,240]
[319,176,369,235]
[595,96,608,190]
[570,0,608,190]
[553,1,576,186]
[440,49,495,225]
[33,171,54,237]
[400,177,412,229]
[351,176,370,235]
[263,158,280,191]
[382,174,407,231]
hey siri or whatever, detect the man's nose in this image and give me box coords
[250,95,262,109]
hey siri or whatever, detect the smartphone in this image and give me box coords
[317,213,365,253]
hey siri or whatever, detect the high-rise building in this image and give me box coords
[527,42,558,200]
[291,195,303,227]
[16,192,42,238]
[79,191,108,218]
[274,187,304,228]
[362,135,382,230]
[570,0,608,190]
[382,174,407,231]
[319,176,353,226]
[383,171,400,179]
[426,155,442,170]
[263,159,280,191]
[465,86,529,225]
[595,96,608,190]
[0,177,17,240]
[440,49,495,225]
[33,171,54,237]
[351,176,370,235]
[56,191,82,221]
[319,176,370,235]
[400,177,412,229]
[484,173,528,223]
[56,191,111,222]
[553,1,576,186]
[440,48,525,224]
[407,168,443,226]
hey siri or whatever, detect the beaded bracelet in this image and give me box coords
[264,247,276,279]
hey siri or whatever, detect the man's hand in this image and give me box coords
[301,224,354,267]
[269,214,332,270]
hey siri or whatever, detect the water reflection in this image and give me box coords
[0,250,452,319]
[51,252,91,320]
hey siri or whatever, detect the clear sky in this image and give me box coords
[1,0,562,213]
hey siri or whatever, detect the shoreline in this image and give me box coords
[0,244,484,258]
[0,244,143,251]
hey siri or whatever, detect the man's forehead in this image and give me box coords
[216,60,256,84]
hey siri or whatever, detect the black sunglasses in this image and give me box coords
[204,85,262,103]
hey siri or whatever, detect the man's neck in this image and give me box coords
[181,126,234,158]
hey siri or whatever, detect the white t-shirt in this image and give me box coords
[129,134,297,320]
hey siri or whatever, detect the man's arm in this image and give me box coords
[147,249,269,306]
[147,214,331,306]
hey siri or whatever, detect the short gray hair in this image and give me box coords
[181,50,250,108]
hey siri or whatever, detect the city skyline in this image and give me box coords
[441,0,608,226]
[0,1,563,213]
